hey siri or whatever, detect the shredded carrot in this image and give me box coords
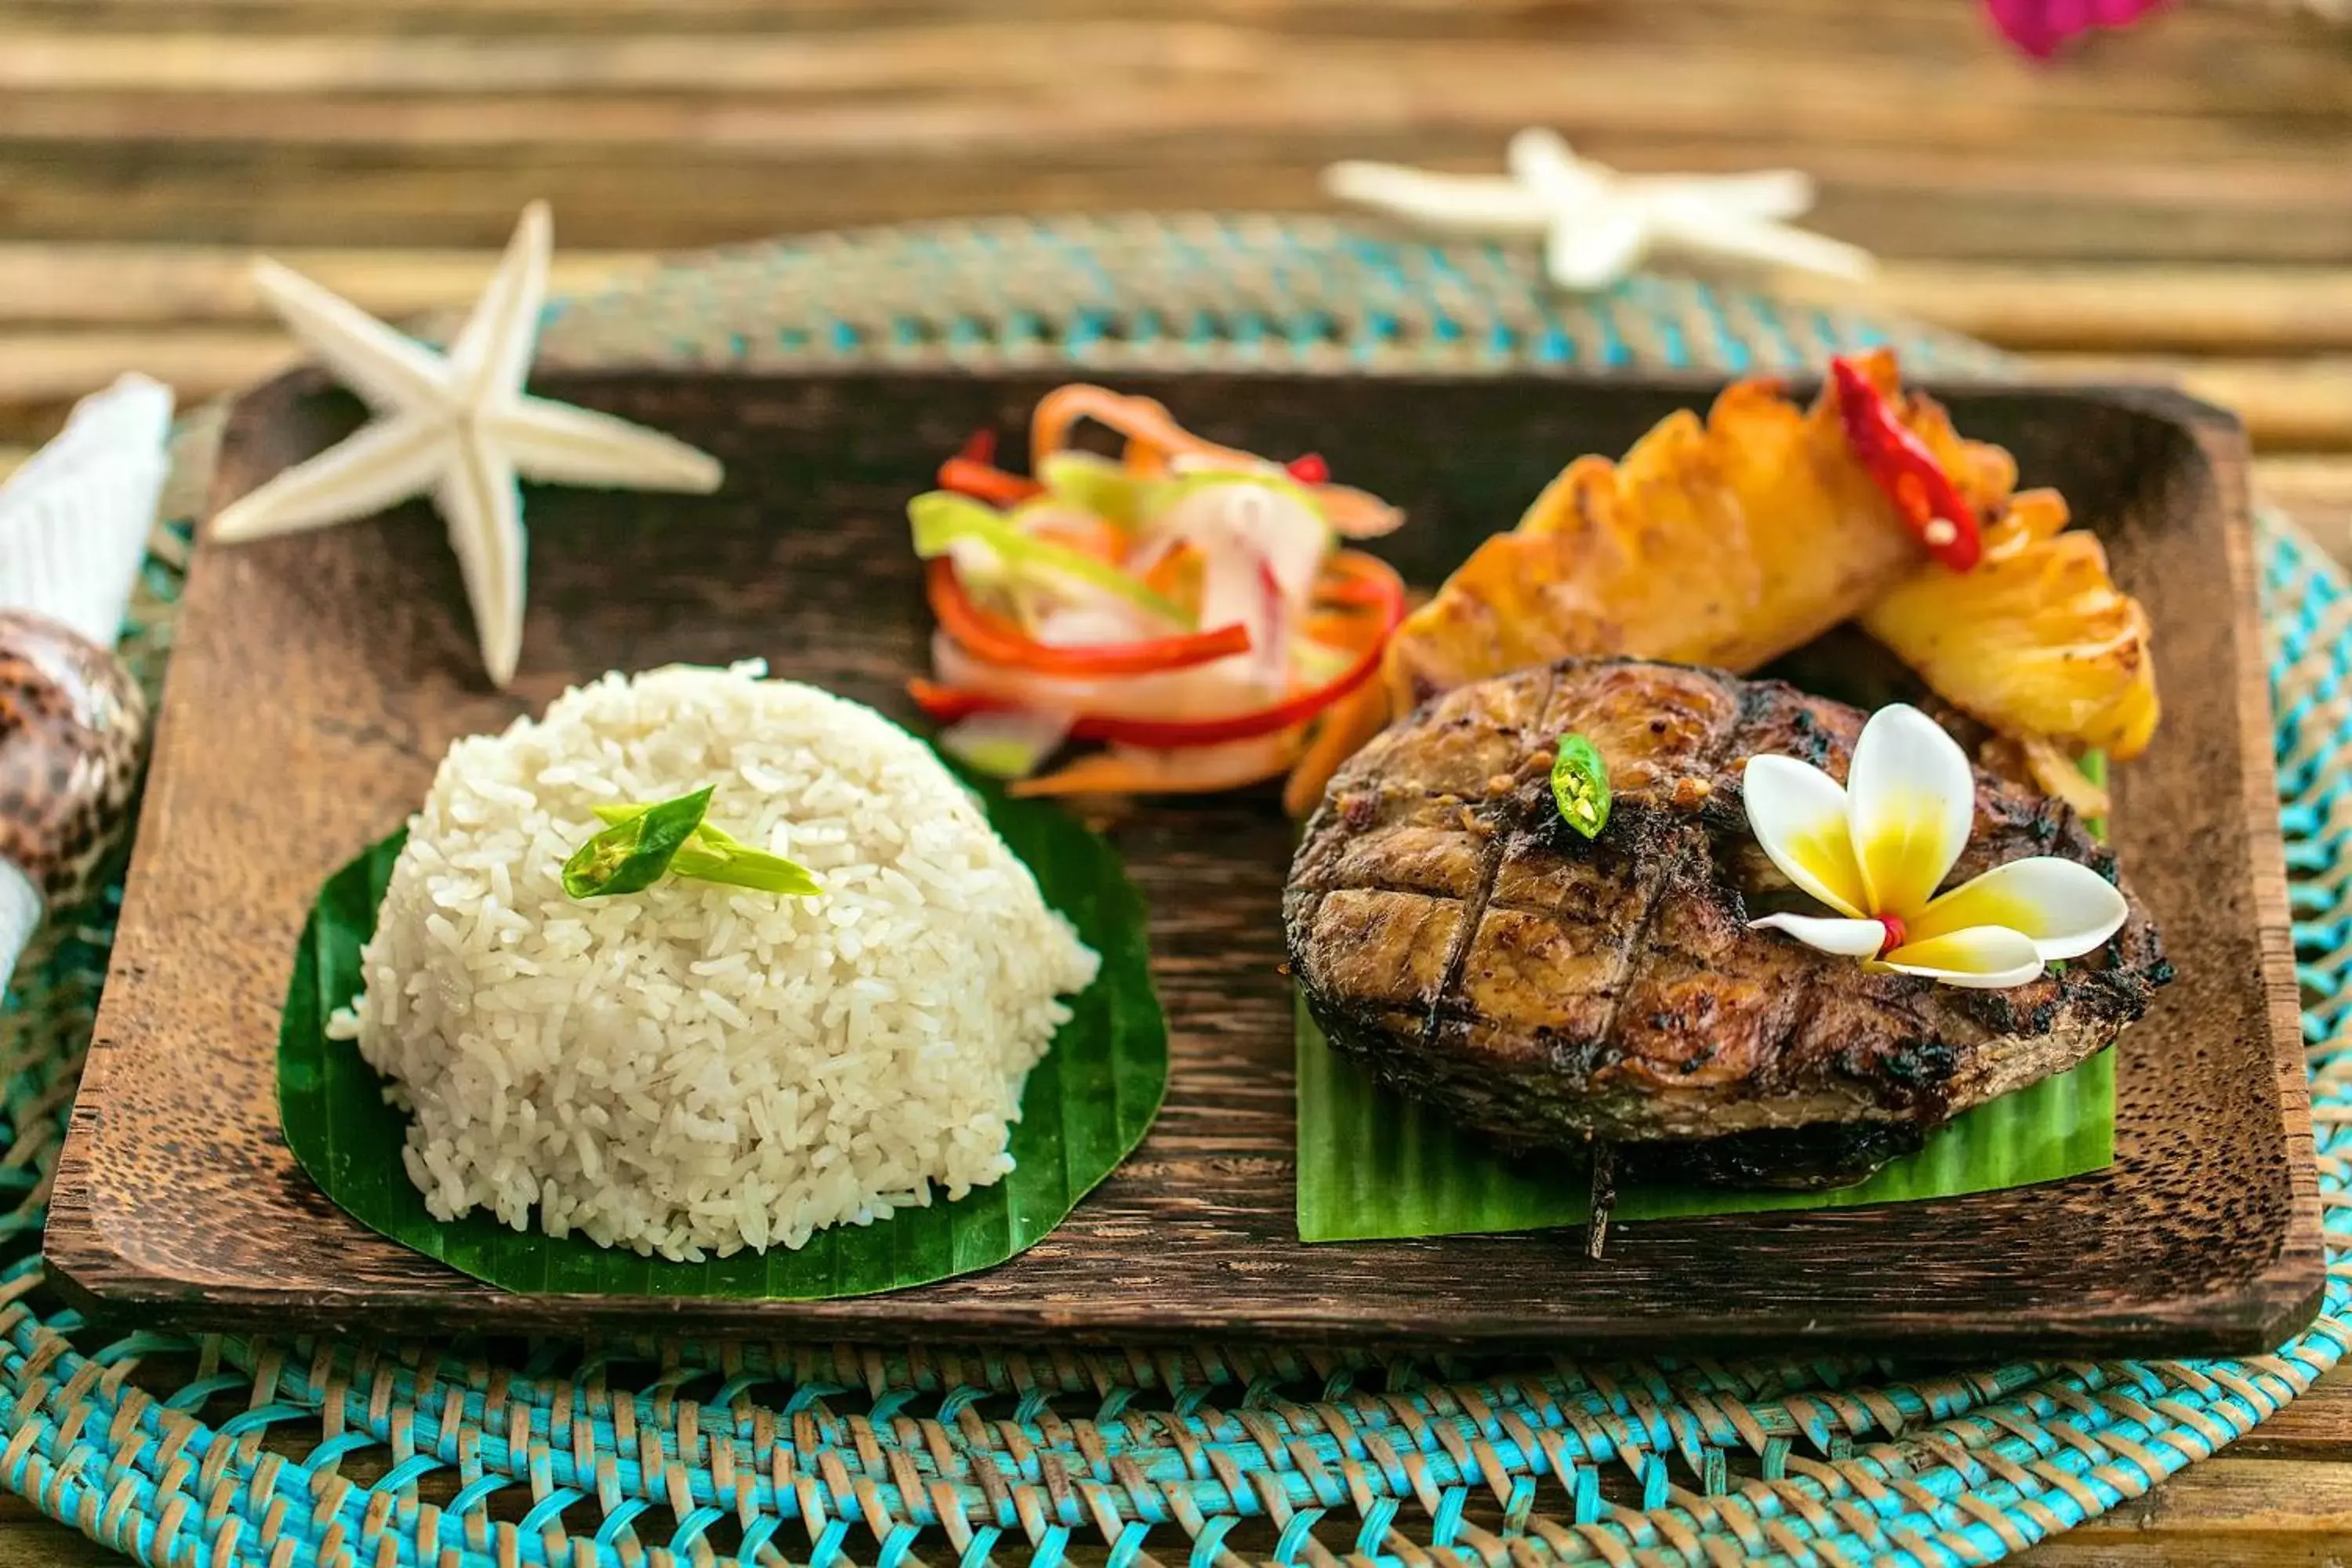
[1028,383,1406,539]
[1279,550,1408,815]
[1305,610,1369,647]
[1282,677,1392,818]
[1318,550,1407,619]
[938,456,1042,507]
[1013,734,1305,798]
[1030,386,1231,475]
[1308,481,1408,539]
[1142,542,1203,604]
[1022,510,1128,564]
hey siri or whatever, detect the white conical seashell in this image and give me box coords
[0,374,174,649]
[0,862,40,1000]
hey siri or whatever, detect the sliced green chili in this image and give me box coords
[564,788,821,900]
[1551,733,1613,840]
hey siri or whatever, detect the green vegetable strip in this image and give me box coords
[1138,467,1321,517]
[562,786,713,898]
[1036,452,1145,528]
[581,798,822,898]
[908,491,1192,626]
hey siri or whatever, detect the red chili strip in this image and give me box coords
[938,458,1044,507]
[913,549,1408,748]
[913,674,1375,748]
[1829,357,1981,572]
[938,429,1044,506]
[908,678,1000,724]
[1312,548,1405,610]
[926,560,1250,677]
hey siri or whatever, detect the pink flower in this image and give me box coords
[1984,0,2165,56]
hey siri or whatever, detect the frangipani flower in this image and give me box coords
[1983,0,2164,58]
[1744,704,2128,989]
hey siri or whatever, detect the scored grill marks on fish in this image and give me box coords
[1577,675,1881,1107]
[1563,666,1748,1080]
[1414,662,1560,1066]
[1285,657,2171,1182]
[1432,662,1769,1117]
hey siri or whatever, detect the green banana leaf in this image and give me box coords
[1296,1010,2112,1241]
[278,781,1165,1299]
[1296,752,2118,1243]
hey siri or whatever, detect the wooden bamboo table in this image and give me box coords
[2,1,2350,1561]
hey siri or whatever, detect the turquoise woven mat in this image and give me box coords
[5,216,2344,1567]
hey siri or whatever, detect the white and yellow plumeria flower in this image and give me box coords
[1743,704,2128,989]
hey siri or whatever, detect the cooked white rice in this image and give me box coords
[326,662,1100,1260]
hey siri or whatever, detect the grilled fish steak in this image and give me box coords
[1284,658,2170,1188]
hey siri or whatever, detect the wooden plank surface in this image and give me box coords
[2,0,2349,1563]
[1,2,2347,260]
[5,249,2352,451]
[2039,356,2352,451]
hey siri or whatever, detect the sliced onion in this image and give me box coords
[912,492,1189,630]
[1010,502,1127,559]
[1027,601,1164,648]
[1168,451,1283,479]
[944,534,1010,588]
[1192,540,1283,697]
[931,630,1272,724]
[938,709,1074,779]
[1147,479,1331,699]
[1153,479,1329,600]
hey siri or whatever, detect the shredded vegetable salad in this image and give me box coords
[906,385,1408,813]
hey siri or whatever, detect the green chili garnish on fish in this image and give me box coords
[563,787,822,899]
[1551,732,1613,840]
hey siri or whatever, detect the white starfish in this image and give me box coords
[1324,129,1875,292]
[212,201,723,687]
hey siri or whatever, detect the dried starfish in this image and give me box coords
[212,202,723,687]
[1324,129,1874,292]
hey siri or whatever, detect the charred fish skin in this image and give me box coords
[1284,657,2171,1186]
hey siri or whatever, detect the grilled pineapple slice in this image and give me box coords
[1860,488,2158,798]
[1279,348,2164,821]
[1381,348,2016,710]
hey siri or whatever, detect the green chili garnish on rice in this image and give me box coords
[563,786,822,899]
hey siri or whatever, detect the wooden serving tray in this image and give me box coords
[46,366,2320,1356]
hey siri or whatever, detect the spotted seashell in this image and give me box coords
[0,610,147,910]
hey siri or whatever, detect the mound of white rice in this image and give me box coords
[327,662,1100,1260]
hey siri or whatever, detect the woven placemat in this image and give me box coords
[5,215,2344,1568]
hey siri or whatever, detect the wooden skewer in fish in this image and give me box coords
[1584,1142,1618,1260]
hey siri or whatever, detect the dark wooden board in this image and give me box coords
[44,365,2321,1355]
